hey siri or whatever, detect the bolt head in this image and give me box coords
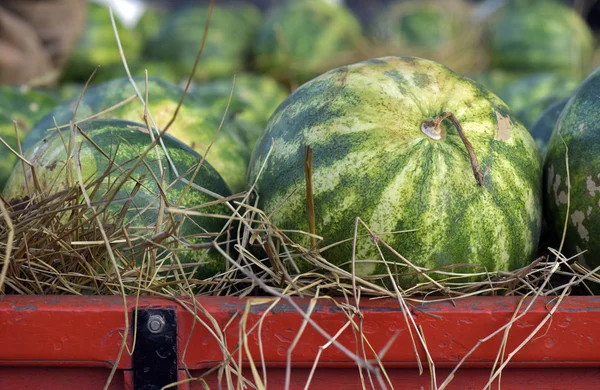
[147,314,166,333]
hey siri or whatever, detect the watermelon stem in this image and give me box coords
[425,112,485,187]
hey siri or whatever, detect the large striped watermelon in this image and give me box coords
[253,0,363,85]
[248,56,542,286]
[24,77,249,192]
[544,66,600,270]
[489,1,595,79]
[4,119,232,279]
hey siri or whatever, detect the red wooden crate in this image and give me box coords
[1,295,600,389]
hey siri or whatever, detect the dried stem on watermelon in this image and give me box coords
[304,145,317,249]
[422,112,485,187]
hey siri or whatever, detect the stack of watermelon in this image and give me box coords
[473,0,596,155]
[1,0,600,289]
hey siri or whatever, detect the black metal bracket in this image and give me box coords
[132,308,178,390]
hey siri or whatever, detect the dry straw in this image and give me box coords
[1,2,598,389]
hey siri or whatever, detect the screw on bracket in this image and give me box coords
[147,314,166,334]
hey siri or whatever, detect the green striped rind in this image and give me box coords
[62,3,143,83]
[369,0,469,51]
[24,77,250,192]
[191,73,289,148]
[4,119,232,279]
[248,56,542,286]
[498,73,578,129]
[543,67,600,269]
[529,98,569,159]
[253,0,363,85]
[0,86,58,189]
[144,4,261,81]
[489,2,595,79]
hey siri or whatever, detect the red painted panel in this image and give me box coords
[176,296,600,369]
[0,367,125,390]
[1,295,600,372]
[190,367,600,390]
[0,295,140,369]
[1,367,599,390]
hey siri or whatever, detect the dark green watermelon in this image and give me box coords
[4,118,232,279]
[489,1,595,79]
[543,66,600,270]
[24,77,250,192]
[529,97,569,159]
[144,3,261,81]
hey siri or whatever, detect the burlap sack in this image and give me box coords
[0,0,86,86]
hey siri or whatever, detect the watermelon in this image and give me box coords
[143,3,261,81]
[529,97,569,159]
[489,1,595,79]
[253,0,363,85]
[4,119,232,279]
[498,73,578,129]
[85,60,183,85]
[24,77,250,192]
[52,83,85,102]
[248,56,542,286]
[62,3,143,83]
[128,61,182,84]
[543,67,600,270]
[0,114,19,191]
[369,0,472,51]
[0,85,59,130]
[191,73,289,148]
[470,70,522,97]
[0,86,59,189]
[134,5,168,43]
